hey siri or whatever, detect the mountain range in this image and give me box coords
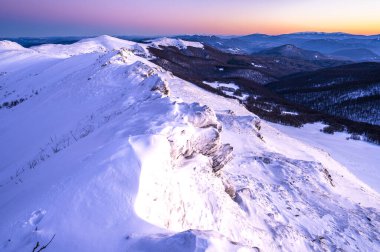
[147,39,380,144]
[178,32,380,62]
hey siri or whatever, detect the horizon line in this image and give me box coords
[2,31,380,39]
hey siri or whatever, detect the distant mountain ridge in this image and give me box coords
[3,32,380,62]
[253,44,330,61]
[177,32,380,62]
[331,48,380,61]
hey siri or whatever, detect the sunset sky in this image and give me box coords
[1,0,379,37]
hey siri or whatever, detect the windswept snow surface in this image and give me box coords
[0,36,379,252]
[270,123,380,193]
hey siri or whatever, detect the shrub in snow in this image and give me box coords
[254,120,261,131]
[349,134,361,141]
[1,98,27,109]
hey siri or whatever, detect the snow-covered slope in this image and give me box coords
[31,35,150,58]
[0,36,379,252]
[148,37,204,50]
[0,41,28,52]
[269,122,380,193]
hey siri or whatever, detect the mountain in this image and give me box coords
[0,40,26,51]
[330,48,380,61]
[147,41,347,85]
[147,41,380,144]
[175,35,255,54]
[300,39,360,53]
[253,44,330,61]
[296,38,380,60]
[0,36,156,48]
[5,32,380,62]
[268,62,380,126]
[0,36,87,48]
[0,36,379,252]
[178,33,380,62]
[278,32,369,40]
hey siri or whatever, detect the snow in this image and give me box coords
[281,111,299,116]
[168,70,380,251]
[251,62,264,68]
[227,48,241,54]
[202,81,249,100]
[148,38,204,50]
[269,122,380,193]
[0,35,379,252]
[0,41,27,52]
[203,81,240,90]
[31,35,150,58]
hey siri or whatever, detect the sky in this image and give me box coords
[0,0,380,37]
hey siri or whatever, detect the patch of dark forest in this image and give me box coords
[268,63,380,126]
[148,45,380,144]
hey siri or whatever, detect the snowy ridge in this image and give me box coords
[0,36,251,251]
[148,37,204,50]
[0,36,379,252]
[0,41,27,52]
[30,35,150,58]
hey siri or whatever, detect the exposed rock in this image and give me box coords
[168,102,233,172]
[212,144,234,172]
[254,120,261,131]
[192,128,220,156]
[221,176,237,199]
[151,78,170,96]
[322,167,335,187]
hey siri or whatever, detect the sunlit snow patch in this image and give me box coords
[148,38,204,50]
[203,81,249,100]
[251,62,264,68]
